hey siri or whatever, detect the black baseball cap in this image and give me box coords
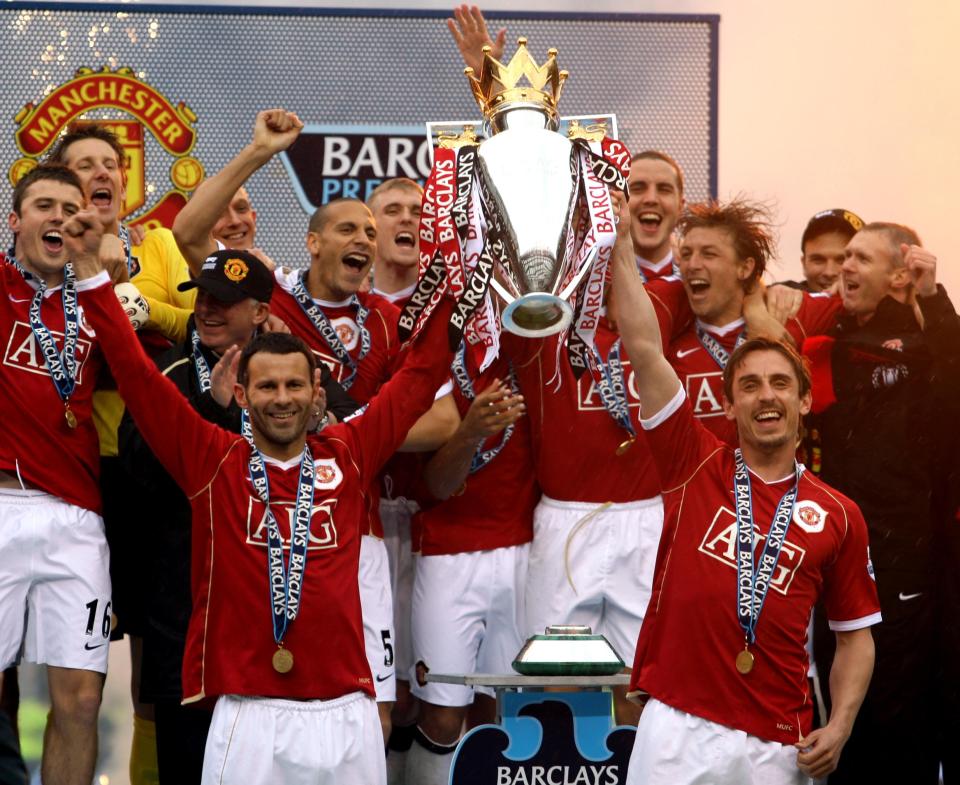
[178,249,274,303]
[801,208,865,250]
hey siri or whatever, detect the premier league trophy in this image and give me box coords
[398,38,630,375]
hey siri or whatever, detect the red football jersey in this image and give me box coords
[629,389,881,744]
[0,261,103,512]
[270,268,399,406]
[271,269,403,538]
[416,346,538,556]
[508,276,689,503]
[636,251,677,282]
[79,276,453,702]
[668,293,844,445]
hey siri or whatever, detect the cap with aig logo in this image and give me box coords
[177,249,274,303]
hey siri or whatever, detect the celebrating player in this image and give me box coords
[64,206,456,785]
[667,199,840,444]
[0,165,109,785]
[608,195,880,784]
[117,248,359,784]
[174,110,459,745]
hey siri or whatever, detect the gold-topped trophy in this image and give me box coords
[399,38,629,375]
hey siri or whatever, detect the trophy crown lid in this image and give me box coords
[466,37,568,127]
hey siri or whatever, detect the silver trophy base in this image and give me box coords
[501,293,573,338]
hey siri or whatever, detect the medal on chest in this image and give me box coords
[732,450,799,676]
[248,442,316,674]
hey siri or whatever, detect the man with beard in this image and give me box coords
[173,111,459,746]
[118,248,358,783]
[609,194,880,785]
[64,206,457,785]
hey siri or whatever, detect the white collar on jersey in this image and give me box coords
[747,463,806,485]
[636,249,674,273]
[372,283,416,304]
[273,266,354,308]
[696,317,745,337]
[260,452,305,471]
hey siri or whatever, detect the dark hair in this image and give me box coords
[308,197,368,234]
[679,197,777,289]
[237,332,317,386]
[630,150,685,196]
[860,222,922,269]
[722,336,811,402]
[12,164,83,215]
[46,123,125,169]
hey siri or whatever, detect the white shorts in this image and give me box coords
[202,692,386,785]
[360,534,396,702]
[380,497,417,681]
[628,699,810,785]
[411,544,529,707]
[525,495,663,663]
[0,488,111,672]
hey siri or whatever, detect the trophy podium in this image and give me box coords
[429,627,636,785]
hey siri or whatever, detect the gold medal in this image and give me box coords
[272,647,294,674]
[64,406,77,429]
[616,437,635,456]
[735,648,754,675]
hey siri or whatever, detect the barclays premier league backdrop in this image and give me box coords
[0,4,717,269]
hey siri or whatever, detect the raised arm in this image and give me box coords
[172,109,303,276]
[611,196,682,417]
[447,5,506,74]
[342,301,457,485]
[423,379,525,500]
[66,210,237,495]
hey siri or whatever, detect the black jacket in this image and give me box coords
[118,325,359,700]
[803,286,960,597]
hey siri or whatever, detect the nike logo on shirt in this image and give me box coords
[676,347,700,358]
[898,592,922,602]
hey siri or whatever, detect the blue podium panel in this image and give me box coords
[450,691,636,785]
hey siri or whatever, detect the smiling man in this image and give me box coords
[608,197,880,785]
[175,111,459,747]
[118,248,358,783]
[63,207,456,785]
[628,151,684,281]
[800,222,960,784]
[667,200,840,445]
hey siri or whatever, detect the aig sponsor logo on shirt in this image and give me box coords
[684,371,724,418]
[698,506,806,595]
[245,498,339,551]
[577,358,641,411]
[3,320,93,381]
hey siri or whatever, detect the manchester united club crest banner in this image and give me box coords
[0,3,717,268]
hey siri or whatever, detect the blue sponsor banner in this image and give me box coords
[451,691,635,785]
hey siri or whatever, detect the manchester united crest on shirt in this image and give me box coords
[330,317,359,351]
[793,500,827,534]
[313,458,343,490]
